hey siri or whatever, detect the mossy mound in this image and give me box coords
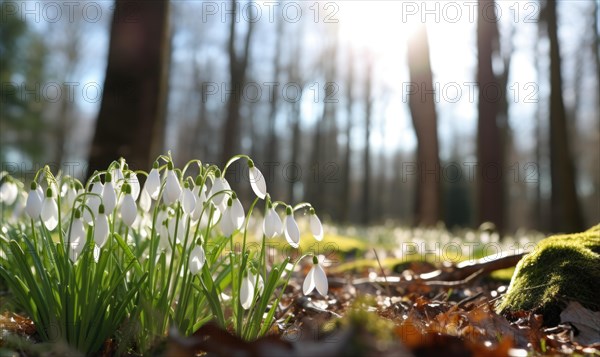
[497,224,600,325]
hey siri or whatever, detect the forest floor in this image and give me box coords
[1,225,599,356]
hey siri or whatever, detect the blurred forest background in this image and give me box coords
[1,0,598,234]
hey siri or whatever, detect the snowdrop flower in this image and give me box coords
[69,210,86,262]
[139,185,152,213]
[188,244,206,275]
[84,179,104,224]
[251,272,264,296]
[145,162,161,200]
[247,160,267,199]
[181,182,196,215]
[94,204,109,248]
[309,208,323,241]
[303,256,328,296]
[41,188,59,230]
[63,182,78,209]
[230,194,245,229]
[284,206,300,248]
[0,180,18,205]
[25,182,43,219]
[112,163,124,190]
[103,173,117,213]
[126,172,140,200]
[120,184,137,227]
[263,203,283,238]
[163,164,182,205]
[240,273,255,310]
[191,181,207,221]
[210,171,230,206]
[220,199,236,236]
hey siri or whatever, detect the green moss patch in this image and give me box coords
[496,224,600,324]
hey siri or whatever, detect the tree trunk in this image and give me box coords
[476,0,504,232]
[87,0,170,175]
[220,0,254,167]
[406,25,441,226]
[361,59,373,225]
[545,0,583,232]
[341,52,354,222]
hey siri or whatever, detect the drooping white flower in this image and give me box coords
[284,206,300,248]
[84,180,104,224]
[181,184,196,215]
[0,181,18,205]
[25,182,43,219]
[63,183,78,209]
[127,172,140,200]
[139,185,152,213]
[251,272,264,296]
[103,174,117,213]
[163,169,182,205]
[248,161,267,199]
[145,165,161,200]
[68,212,87,262]
[230,195,245,229]
[309,208,323,241]
[210,174,230,206]
[41,189,59,230]
[188,245,206,275]
[220,204,236,237]
[191,184,207,221]
[94,204,109,248]
[303,256,328,296]
[240,273,255,310]
[263,206,283,238]
[120,185,137,227]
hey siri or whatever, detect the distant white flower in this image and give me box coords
[263,206,283,238]
[248,161,267,199]
[240,273,255,310]
[309,209,323,241]
[145,165,161,200]
[163,169,182,205]
[188,245,206,275]
[284,207,300,248]
[94,205,109,248]
[303,256,328,296]
[25,182,43,219]
[103,174,117,213]
[120,185,137,227]
[63,183,78,209]
[181,184,196,215]
[41,189,59,230]
[0,181,18,205]
[191,185,207,221]
[69,213,86,262]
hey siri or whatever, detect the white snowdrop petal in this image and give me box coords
[263,208,283,238]
[182,188,196,215]
[303,267,316,295]
[94,213,109,247]
[284,215,300,248]
[103,182,117,212]
[164,170,182,205]
[41,197,59,230]
[252,273,265,296]
[146,168,161,200]
[211,177,230,206]
[249,166,267,199]
[189,245,206,275]
[121,194,137,227]
[69,237,85,262]
[129,173,140,201]
[139,185,152,212]
[231,198,245,229]
[220,208,236,236]
[25,189,42,218]
[240,275,255,310]
[310,214,324,241]
[314,264,328,296]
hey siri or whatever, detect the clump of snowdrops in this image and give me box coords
[0,154,327,354]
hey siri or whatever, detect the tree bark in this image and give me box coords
[406,25,441,226]
[361,59,373,225]
[545,0,583,232]
[476,0,504,232]
[87,0,170,175]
